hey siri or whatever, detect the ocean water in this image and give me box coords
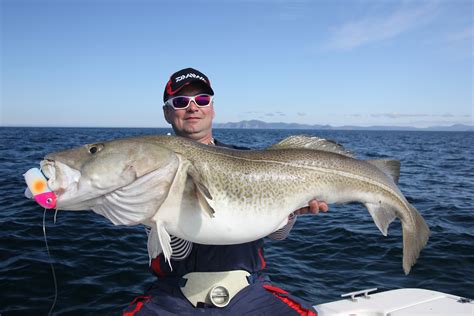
[0,127,473,315]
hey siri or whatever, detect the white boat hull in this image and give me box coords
[314,288,473,316]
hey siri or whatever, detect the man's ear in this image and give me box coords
[163,106,172,124]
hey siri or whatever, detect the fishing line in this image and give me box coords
[43,208,58,316]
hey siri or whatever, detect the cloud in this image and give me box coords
[446,26,474,43]
[326,2,439,51]
[297,112,307,116]
[441,113,454,118]
[265,113,275,117]
[370,112,471,120]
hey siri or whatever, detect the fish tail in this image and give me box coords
[402,203,430,275]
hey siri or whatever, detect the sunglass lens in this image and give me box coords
[172,97,190,108]
[195,95,212,106]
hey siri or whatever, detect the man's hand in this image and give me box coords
[293,199,329,215]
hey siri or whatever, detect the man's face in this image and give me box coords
[163,84,215,141]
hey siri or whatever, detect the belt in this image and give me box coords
[179,270,250,308]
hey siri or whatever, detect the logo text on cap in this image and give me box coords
[175,73,207,83]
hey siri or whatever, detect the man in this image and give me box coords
[124,68,328,316]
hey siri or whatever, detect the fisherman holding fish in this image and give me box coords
[124,68,328,315]
[30,66,429,314]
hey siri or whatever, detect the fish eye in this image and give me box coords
[88,143,104,154]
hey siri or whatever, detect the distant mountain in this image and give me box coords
[421,124,474,132]
[214,120,331,130]
[213,120,474,131]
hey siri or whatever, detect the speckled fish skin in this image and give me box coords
[40,135,429,274]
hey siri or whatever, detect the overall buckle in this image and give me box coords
[180,270,250,308]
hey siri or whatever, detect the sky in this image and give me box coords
[1,0,473,128]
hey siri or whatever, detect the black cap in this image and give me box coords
[163,68,214,102]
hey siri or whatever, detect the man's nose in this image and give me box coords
[187,101,199,111]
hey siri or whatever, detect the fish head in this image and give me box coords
[40,138,179,210]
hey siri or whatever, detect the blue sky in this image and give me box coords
[1,0,472,128]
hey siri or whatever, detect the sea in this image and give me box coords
[0,127,473,315]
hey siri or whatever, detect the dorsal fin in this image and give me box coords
[367,159,401,184]
[267,135,355,158]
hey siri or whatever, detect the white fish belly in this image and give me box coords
[163,204,288,245]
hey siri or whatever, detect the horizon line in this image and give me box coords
[1,123,473,131]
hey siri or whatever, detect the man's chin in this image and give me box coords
[183,123,209,133]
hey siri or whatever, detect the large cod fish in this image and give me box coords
[39,135,430,274]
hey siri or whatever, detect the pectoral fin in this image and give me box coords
[187,165,213,200]
[187,165,215,218]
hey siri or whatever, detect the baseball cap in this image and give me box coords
[163,68,214,102]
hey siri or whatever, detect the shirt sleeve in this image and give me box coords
[169,235,193,260]
[267,213,297,240]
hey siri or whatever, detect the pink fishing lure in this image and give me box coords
[24,168,57,209]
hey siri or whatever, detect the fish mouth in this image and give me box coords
[40,160,58,190]
[40,160,55,182]
[40,159,81,201]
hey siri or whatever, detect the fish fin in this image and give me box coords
[196,189,215,218]
[367,159,401,184]
[364,202,397,236]
[146,225,162,265]
[187,165,213,200]
[267,135,355,158]
[401,204,430,275]
[187,165,215,218]
[170,236,193,260]
[155,221,173,270]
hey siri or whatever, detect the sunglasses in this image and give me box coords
[165,94,214,110]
